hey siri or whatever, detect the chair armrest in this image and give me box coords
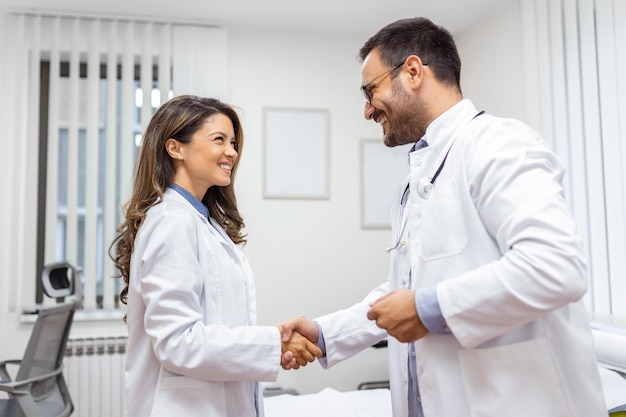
[0,366,62,394]
[0,381,31,396]
[14,367,62,387]
[0,359,21,382]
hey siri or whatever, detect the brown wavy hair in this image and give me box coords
[109,95,246,307]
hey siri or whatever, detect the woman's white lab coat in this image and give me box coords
[125,189,281,417]
[315,100,607,417]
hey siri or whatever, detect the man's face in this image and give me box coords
[361,49,429,147]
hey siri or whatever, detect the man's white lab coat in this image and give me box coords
[316,100,607,417]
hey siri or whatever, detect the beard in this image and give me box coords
[382,80,429,148]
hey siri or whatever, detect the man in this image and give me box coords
[281,17,607,417]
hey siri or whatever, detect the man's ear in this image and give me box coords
[404,55,427,88]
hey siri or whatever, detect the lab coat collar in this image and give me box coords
[169,183,209,218]
[168,189,243,263]
[422,98,478,148]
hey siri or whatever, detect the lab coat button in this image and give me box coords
[417,212,423,218]
[400,240,407,246]
[417,161,422,167]
[411,350,416,357]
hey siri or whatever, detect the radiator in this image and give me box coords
[64,336,127,417]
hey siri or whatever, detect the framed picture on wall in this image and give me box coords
[360,139,411,229]
[263,108,330,199]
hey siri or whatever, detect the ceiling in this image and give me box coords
[5,0,506,37]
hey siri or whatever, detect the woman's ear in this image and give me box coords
[165,138,183,160]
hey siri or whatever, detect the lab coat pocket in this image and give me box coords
[458,338,574,417]
[419,180,468,261]
[151,367,224,417]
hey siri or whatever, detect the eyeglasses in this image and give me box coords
[360,58,428,104]
[360,62,404,105]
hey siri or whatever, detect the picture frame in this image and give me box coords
[360,139,411,229]
[263,108,330,199]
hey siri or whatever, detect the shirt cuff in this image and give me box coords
[415,287,451,335]
[314,321,327,357]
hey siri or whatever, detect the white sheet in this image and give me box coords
[264,388,392,417]
[599,366,626,410]
[264,367,626,416]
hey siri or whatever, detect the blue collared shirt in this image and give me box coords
[169,184,209,218]
[409,138,448,334]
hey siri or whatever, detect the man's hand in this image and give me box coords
[366,289,428,343]
[278,316,320,370]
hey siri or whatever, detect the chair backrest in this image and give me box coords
[0,263,77,417]
[15,302,75,386]
[19,260,80,385]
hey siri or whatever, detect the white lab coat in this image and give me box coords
[125,189,281,417]
[316,100,607,417]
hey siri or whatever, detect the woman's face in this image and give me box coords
[174,113,238,200]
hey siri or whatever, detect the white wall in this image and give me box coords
[228,28,393,393]
[0,0,527,395]
[456,0,528,127]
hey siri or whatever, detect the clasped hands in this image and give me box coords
[279,289,428,370]
[277,316,321,370]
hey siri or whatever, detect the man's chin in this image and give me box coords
[383,135,401,148]
[384,133,416,148]
[382,131,393,147]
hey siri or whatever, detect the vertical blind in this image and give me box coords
[5,11,227,313]
[44,15,170,311]
[522,0,626,319]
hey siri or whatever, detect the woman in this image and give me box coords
[110,95,320,417]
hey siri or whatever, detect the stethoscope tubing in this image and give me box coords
[385,110,485,252]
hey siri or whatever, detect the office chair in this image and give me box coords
[0,262,79,417]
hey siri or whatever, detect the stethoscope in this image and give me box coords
[384,148,451,252]
[385,110,485,253]
[385,185,411,252]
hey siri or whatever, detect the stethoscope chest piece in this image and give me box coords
[417,177,433,200]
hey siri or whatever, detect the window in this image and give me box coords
[5,13,177,312]
[4,11,226,314]
[37,61,171,308]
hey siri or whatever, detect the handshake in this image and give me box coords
[276,316,322,370]
[275,290,425,369]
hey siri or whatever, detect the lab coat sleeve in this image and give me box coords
[136,207,281,382]
[438,117,588,348]
[314,282,390,369]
